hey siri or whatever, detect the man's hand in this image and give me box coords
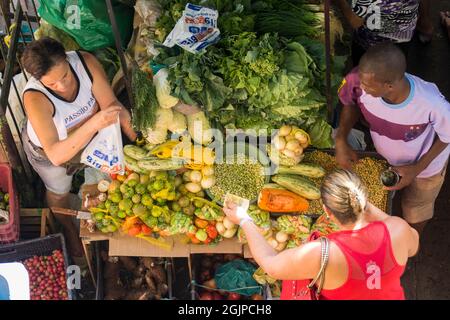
[384,164,421,191]
[222,201,241,225]
[335,139,359,170]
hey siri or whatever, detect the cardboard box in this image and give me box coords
[243,244,253,259]
[189,238,243,254]
[108,234,189,257]
[79,184,244,256]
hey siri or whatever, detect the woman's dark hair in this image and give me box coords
[21,37,67,79]
[320,169,368,225]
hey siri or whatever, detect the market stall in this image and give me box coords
[1,0,394,301]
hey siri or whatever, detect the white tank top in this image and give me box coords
[23,51,98,148]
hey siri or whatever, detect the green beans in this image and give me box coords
[210,154,266,202]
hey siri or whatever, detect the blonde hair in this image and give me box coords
[320,169,368,225]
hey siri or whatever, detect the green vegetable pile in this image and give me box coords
[149,0,346,148]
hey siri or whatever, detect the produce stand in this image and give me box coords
[0,0,394,301]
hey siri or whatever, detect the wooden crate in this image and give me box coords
[20,208,56,239]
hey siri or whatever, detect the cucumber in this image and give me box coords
[137,158,184,171]
[272,174,320,200]
[124,145,148,160]
[124,155,148,174]
[277,163,326,178]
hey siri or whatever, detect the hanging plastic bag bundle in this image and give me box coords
[163,3,220,54]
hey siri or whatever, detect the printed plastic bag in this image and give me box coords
[163,3,220,54]
[81,120,125,175]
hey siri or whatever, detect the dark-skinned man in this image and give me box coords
[335,43,450,236]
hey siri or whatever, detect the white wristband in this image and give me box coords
[236,206,253,226]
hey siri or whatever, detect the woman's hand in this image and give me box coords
[222,201,241,225]
[90,105,121,132]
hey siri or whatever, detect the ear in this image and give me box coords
[322,205,333,217]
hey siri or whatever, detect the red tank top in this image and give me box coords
[319,221,406,300]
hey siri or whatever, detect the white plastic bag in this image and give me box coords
[163,3,220,54]
[81,120,125,175]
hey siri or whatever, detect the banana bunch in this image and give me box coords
[149,139,215,165]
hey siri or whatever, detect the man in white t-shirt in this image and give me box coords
[335,43,450,235]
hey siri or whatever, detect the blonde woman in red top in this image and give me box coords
[223,169,419,300]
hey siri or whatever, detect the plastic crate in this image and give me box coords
[0,233,75,300]
[0,163,20,244]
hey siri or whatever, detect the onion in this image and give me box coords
[275,231,289,243]
[295,132,308,144]
[273,135,286,151]
[201,166,214,176]
[223,228,237,238]
[97,180,110,193]
[284,134,296,142]
[282,149,296,159]
[276,242,287,251]
[285,140,301,152]
[201,176,216,189]
[190,170,202,183]
[216,222,226,235]
[267,237,279,249]
[223,217,235,230]
[97,193,107,202]
[278,125,292,136]
[293,146,304,156]
[185,182,202,193]
[183,171,191,182]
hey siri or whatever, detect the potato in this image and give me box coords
[118,256,137,272]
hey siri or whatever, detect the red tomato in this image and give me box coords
[206,225,218,239]
[141,225,152,235]
[110,173,118,180]
[203,237,212,245]
[128,225,142,236]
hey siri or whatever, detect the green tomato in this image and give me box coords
[151,206,163,217]
[133,203,147,216]
[110,192,122,203]
[101,218,111,226]
[194,199,204,208]
[141,194,153,207]
[127,179,138,187]
[195,229,208,242]
[100,227,110,233]
[152,180,164,191]
[97,202,106,209]
[156,198,167,206]
[117,211,127,219]
[104,200,112,209]
[135,183,147,195]
[155,171,168,181]
[94,212,104,221]
[171,202,181,212]
[107,224,118,233]
[132,194,142,204]
[119,198,133,211]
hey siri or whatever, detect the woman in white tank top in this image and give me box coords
[21,37,136,258]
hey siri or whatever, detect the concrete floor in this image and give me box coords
[399,0,450,300]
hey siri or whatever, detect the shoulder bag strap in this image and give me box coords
[307,237,330,294]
